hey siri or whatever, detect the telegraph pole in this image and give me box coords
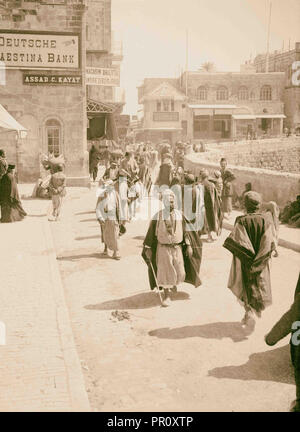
[266,0,272,72]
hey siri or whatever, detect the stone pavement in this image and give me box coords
[0,186,90,412]
[50,184,299,412]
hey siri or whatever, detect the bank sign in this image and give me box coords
[0,31,80,69]
[86,67,120,86]
[23,74,82,85]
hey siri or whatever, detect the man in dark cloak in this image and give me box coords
[265,273,300,412]
[0,164,27,223]
[223,191,275,327]
[220,157,236,217]
[142,189,202,307]
[200,169,222,241]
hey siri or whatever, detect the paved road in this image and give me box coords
[0,193,89,411]
[51,185,299,412]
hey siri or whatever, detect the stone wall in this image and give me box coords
[0,0,89,185]
[200,138,300,173]
[185,150,300,208]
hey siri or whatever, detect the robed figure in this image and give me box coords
[142,189,203,307]
[223,191,275,327]
[0,165,27,223]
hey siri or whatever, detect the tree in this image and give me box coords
[199,62,216,72]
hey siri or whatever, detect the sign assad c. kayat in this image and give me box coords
[0,31,80,69]
[86,67,120,86]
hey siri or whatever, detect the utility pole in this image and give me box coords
[266,0,272,73]
[185,29,188,96]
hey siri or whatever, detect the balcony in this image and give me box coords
[153,112,179,122]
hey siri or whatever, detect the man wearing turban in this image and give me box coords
[223,191,275,327]
[142,189,202,307]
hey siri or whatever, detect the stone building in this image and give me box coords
[184,71,286,141]
[137,78,186,144]
[243,42,300,131]
[0,0,123,184]
[138,71,286,143]
[0,0,88,184]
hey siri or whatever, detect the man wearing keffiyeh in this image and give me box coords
[223,191,275,327]
[142,189,203,307]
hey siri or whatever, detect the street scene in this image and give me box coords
[0,0,300,414]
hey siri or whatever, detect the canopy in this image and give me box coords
[0,103,27,133]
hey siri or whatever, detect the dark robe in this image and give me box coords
[202,179,222,235]
[223,212,275,315]
[266,273,300,406]
[156,163,172,187]
[142,213,202,289]
[0,172,27,223]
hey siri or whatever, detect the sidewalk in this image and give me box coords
[223,210,300,253]
[0,186,90,412]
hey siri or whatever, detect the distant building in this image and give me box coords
[138,71,286,143]
[243,42,300,131]
[137,78,187,144]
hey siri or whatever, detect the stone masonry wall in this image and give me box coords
[201,138,300,173]
[185,152,300,208]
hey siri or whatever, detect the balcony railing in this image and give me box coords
[153,112,179,122]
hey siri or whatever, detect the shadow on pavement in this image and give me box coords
[80,218,96,223]
[133,236,145,241]
[208,345,294,384]
[85,291,190,311]
[57,252,109,261]
[75,235,99,241]
[75,211,95,216]
[149,322,252,343]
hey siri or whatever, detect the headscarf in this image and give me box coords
[244,191,262,213]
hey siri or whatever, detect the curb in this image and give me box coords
[223,220,300,253]
[42,220,91,412]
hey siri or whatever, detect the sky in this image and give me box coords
[111,0,300,115]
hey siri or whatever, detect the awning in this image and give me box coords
[0,104,27,133]
[143,127,182,131]
[255,114,286,119]
[188,104,237,109]
[232,114,256,120]
[189,104,237,116]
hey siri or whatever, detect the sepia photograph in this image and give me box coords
[0,0,299,418]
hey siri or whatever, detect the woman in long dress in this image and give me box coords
[0,164,27,223]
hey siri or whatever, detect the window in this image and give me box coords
[156,99,174,112]
[238,86,249,100]
[197,86,207,100]
[216,86,228,100]
[162,99,170,111]
[260,85,272,100]
[46,119,61,157]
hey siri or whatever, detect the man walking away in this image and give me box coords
[223,191,275,328]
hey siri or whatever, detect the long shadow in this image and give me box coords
[148,322,253,343]
[57,252,109,261]
[75,235,99,241]
[133,236,145,241]
[85,291,190,311]
[75,211,95,216]
[208,345,294,385]
[80,218,96,223]
[28,214,48,218]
